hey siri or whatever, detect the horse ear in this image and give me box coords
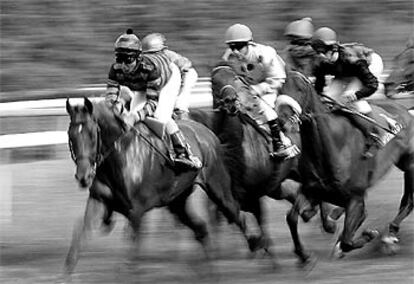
[66,98,72,115]
[84,97,93,114]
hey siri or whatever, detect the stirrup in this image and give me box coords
[173,154,202,171]
[362,134,383,159]
[270,144,300,160]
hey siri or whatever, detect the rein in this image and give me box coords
[130,126,175,167]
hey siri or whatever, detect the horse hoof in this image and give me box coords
[322,217,337,234]
[296,252,317,271]
[247,235,266,252]
[363,229,380,241]
[331,242,345,259]
[381,235,400,255]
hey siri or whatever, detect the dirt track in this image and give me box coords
[0,159,413,284]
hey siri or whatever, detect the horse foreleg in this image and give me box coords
[338,197,378,254]
[63,196,107,277]
[286,197,313,264]
[319,202,338,234]
[383,167,414,250]
[167,189,211,258]
[244,197,275,257]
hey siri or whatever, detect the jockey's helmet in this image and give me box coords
[114,29,142,54]
[142,33,167,53]
[314,27,338,45]
[284,17,314,39]
[225,24,253,43]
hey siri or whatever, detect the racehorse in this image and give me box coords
[189,61,337,257]
[278,70,414,262]
[64,97,253,276]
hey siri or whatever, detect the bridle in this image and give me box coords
[68,119,123,170]
[211,65,241,111]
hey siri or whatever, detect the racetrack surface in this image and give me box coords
[0,158,413,284]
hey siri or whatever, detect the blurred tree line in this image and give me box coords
[0,0,412,92]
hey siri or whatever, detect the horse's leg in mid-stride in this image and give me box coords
[167,188,212,258]
[200,180,252,253]
[336,197,379,255]
[383,165,414,249]
[319,202,338,234]
[286,193,315,264]
[63,192,108,277]
[242,195,275,257]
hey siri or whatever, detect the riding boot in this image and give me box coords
[268,119,300,159]
[170,130,202,171]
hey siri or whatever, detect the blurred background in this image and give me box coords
[1,0,413,93]
[0,2,413,283]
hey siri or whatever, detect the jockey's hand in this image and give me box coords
[119,85,134,104]
[341,91,358,104]
[121,111,139,127]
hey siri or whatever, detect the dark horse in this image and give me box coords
[189,62,336,257]
[279,70,414,261]
[64,97,253,276]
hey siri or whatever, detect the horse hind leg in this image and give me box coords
[382,163,414,253]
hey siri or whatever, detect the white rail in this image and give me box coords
[0,74,412,150]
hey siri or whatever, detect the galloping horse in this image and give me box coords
[64,97,253,276]
[190,62,336,256]
[278,70,414,262]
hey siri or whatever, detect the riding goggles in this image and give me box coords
[115,53,137,65]
[228,42,248,51]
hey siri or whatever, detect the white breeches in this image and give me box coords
[257,93,278,121]
[368,52,384,79]
[325,78,372,114]
[153,63,181,134]
[175,68,198,112]
[369,52,385,96]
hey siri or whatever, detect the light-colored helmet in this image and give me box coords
[225,24,253,43]
[284,17,314,39]
[142,33,167,52]
[314,27,338,45]
[114,28,142,53]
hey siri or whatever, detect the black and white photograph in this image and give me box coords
[1,1,413,283]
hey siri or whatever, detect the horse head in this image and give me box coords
[276,71,325,127]
[211,63,241,115]
[66,97,100,188]
[211,61,265,117]
[66,97,125,188]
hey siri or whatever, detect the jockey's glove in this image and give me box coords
[121,111,139,126]
[341,91,358,104]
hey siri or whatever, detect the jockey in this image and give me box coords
[283,17,316,77]
[105,29,202,170]
[312,27,384,158]
[222,23,300,159]
[142,33,199,119]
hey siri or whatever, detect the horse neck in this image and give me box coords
[221,115,272,178]
[96,116,124,152]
